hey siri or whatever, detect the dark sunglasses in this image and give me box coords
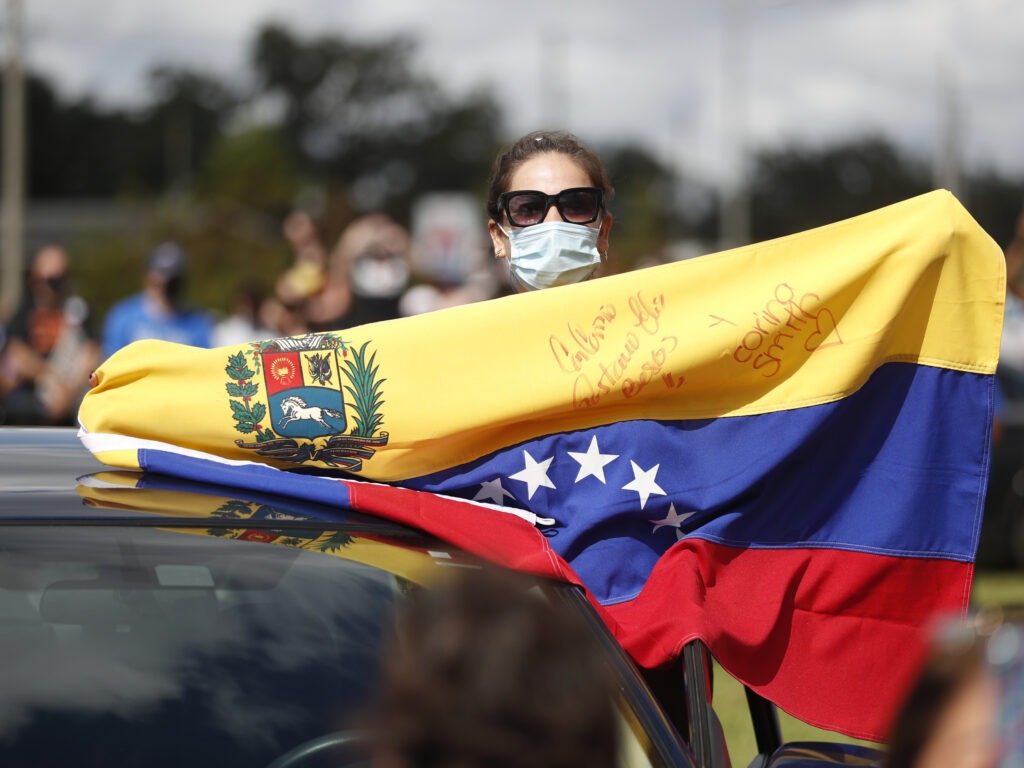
[499,187,604,227]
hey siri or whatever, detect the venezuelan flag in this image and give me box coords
[78,190,1004,741]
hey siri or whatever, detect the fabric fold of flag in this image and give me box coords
[77,190,1005,741]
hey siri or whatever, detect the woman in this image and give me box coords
[486,130,614,292]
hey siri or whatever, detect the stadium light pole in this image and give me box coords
[1,0,25,321]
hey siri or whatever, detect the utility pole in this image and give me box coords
[1,0,25,321]
[718,0,751,250]
[539,30,568,129]
[932,0,963,202]
[933,61,962,201]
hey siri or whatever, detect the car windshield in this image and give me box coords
[0,519,685,768]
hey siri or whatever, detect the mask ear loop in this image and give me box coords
[504,255,527,292]
[494,224,520,289]
[595,211,608,261]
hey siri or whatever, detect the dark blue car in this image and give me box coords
[0,428,883,768]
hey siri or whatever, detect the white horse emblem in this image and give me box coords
[278,395,345,430]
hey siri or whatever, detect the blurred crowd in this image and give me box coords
[984,211,1024,569]
[0,210,509,427]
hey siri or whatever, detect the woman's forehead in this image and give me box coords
[507,153,592,194]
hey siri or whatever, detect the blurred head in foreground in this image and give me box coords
[886,616,1023,768]
[368,569,619,768]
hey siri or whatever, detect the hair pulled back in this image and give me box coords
[486,130,614,222]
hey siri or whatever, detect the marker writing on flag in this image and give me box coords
[733,282,843,378]
[548,290,682,408]
[549,303,618,372]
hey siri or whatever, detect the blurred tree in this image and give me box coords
[143,66,237,192]
[197,125,299,212]
[12,67,232,198]
[9,52,1024,320]
[748,136,932,241]
[22,74,135,196]
[601,144,681,272]
[248,23,502,221]
[964,169,1024,250]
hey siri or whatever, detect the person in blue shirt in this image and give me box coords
[102,242,213,360]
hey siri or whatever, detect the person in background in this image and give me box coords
[979,211,1024,569]
[101,242,213,359]
[318,213,412,329]
[365,569,619,768]
[0,243,99,425]
[212,282,275,347]
[998,211,1024,398]
[486,130,614,292]
[275,210,337,331]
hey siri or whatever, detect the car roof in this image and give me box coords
[0,427,492,586]
[0,427,106,495]
[0,427,422,533]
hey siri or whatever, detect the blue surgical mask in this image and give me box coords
[500,221,603,291]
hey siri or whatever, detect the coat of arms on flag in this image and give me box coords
[225,332,389,470]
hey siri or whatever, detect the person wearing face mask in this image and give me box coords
[486,130,614,292]
[0,244,100,425]
[101,241,214,360]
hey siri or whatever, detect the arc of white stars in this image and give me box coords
[649,503,696,539]
[473,478,515,506]
[622,461,665,509]
[508,450,556,500]
[567,435,618,484]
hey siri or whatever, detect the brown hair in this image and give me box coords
[884,622,991,768]
[485,130,614,222]
[366,569,619,768]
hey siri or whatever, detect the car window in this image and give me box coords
[0,525,397,767]
[618,697,677,768]
[0,523,693,768]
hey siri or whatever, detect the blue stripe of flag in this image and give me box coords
[405,363,991,603]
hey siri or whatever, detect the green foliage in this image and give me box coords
[11,20,1024,324]
[225,350,273,440]
[197,125,300,211]
[225,351,254,381]
[248,22,502,218]
[343,341,386,437]
[749,136,932,240]
[602,143,681,272]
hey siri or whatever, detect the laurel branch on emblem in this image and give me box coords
[225,351,275,442]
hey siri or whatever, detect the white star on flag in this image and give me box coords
[649,503,696,538]
[473,478,515,506]
[622,461,665,509]
[509,450,556,500]
[567,435,618,484]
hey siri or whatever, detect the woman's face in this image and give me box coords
[488,152,612,263]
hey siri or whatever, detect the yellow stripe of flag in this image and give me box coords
[79,190,1004,480]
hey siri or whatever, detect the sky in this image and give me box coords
[14,0,1024,188]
